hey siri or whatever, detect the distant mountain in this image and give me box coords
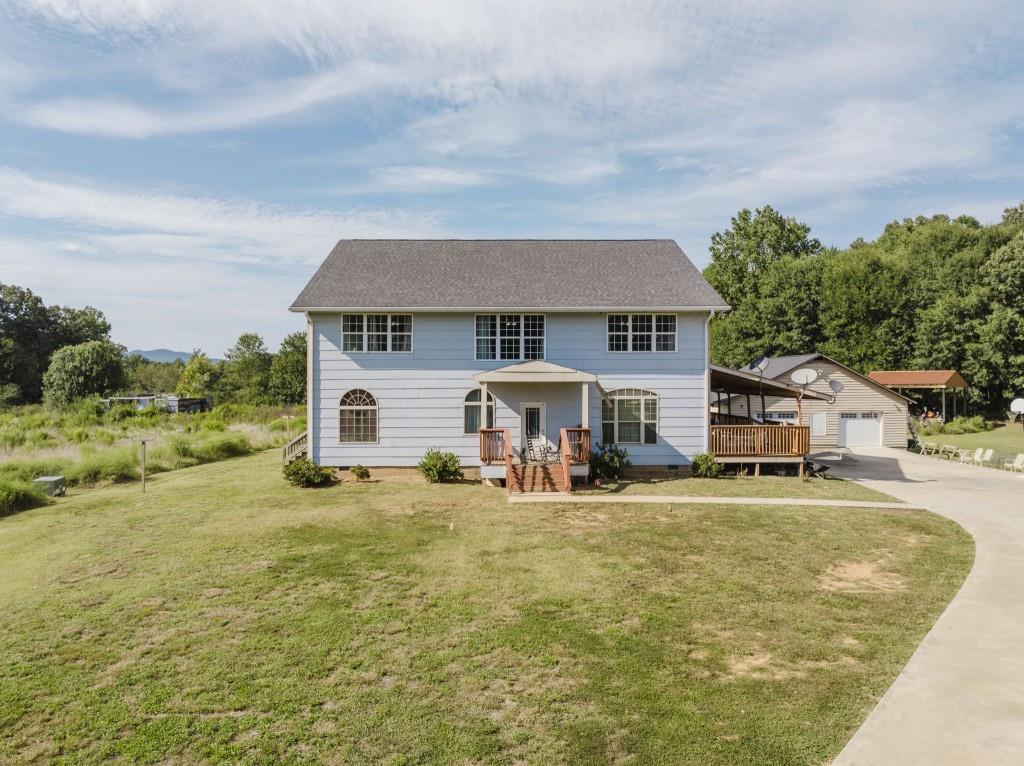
[129,349,222,363]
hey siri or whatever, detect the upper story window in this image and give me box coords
[607,314,676,352]
[342,314,412,353]
[475,314,545,361]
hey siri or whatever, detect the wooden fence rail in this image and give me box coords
[710,425,809,457]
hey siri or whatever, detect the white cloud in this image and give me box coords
[368,165,494,193]
[0,166,442,263]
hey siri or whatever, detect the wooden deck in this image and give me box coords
[710,424,810,459]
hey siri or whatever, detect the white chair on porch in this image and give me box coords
[526,436,560,464]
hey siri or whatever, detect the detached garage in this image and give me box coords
[730,353,911,449]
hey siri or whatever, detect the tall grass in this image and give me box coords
[0,478,49,516]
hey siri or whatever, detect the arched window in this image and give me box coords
[601,388,658,445]
[463,389,495,434]
[340,389,378,443]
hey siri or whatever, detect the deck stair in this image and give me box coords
[509,463,565,493]
[282,431,308,464]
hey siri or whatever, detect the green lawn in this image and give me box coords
[580,475,897,502]
[0,452,971,765]
[920,423,1024,458]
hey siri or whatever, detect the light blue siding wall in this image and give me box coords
[310,311,708,466]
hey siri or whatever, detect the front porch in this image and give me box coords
[473,361,596,493]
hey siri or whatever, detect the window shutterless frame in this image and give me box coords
[474,313,546,361]
[606,314,677,353]
[341,314,413,353]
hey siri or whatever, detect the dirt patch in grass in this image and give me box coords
[819,559,906,593]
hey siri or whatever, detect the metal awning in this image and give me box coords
[710,364,828,400]
[473,360,598,384]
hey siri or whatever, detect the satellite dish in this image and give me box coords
[829,380,844,394]
[751,357,769,374]
[790,368,818,386]
[1011,398,1024,414]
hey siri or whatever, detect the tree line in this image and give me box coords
[1,283,306,408]
[704,202,1024,415]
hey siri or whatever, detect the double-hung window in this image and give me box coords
[342,314,412,353]
[601,389,658,445]
[607,314,676,352]
[475,314,545,360]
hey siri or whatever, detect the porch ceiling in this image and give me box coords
[710,364,828,400]
[473,360,598,384]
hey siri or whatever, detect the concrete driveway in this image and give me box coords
[819,447,1024,765]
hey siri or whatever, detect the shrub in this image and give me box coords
[350,464,371,481]
[590,443,631,482]
[66,448,139,486]
[921,415,992,435]
[0,478,49,517]
[283,458,334,487]
[691,452,725,478]
[417,448,463,483]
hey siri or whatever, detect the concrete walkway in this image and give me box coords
[508,492,912,509]
[820,448,1024,765]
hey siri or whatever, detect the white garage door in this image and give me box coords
[839,412,881,447]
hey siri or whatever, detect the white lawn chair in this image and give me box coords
[973,448,995,466]
[1002,453,1024,472]
[961,448,983,465]
[922,441,939,456]
[939,444,959,460]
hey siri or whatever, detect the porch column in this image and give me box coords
[581,382,589,428]
[480,382,488,429]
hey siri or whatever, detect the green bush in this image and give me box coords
[0,478,49,517]
[283,458,334,487]
[417,448,463,483]
[692,452,725,478]
[590,443,631,482]
[350,464,371,481]
[921,415,992,435]
[66,448,139,486]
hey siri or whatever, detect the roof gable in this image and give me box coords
[290,240,728,311]
[745,352,914,402]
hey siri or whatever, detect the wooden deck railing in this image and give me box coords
[480,428,518,494]
[710,425,809,457]
[282,431,308,464]
[557,427,592,493]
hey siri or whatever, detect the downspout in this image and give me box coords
[306,312,314,462]
[704,313,712,454]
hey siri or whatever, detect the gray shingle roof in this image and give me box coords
[290,240,728,311]
[739,353,820,380]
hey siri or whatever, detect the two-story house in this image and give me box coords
[288,240,729,489]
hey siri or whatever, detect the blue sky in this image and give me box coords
[2,1,1023,355]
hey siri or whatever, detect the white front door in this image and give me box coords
[839,412,882,447]
[520,403,546,451]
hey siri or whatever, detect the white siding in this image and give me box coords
[727,360,908,449]
[309,311,709,466]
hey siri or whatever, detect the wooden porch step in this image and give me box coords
[508,463,566,493]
